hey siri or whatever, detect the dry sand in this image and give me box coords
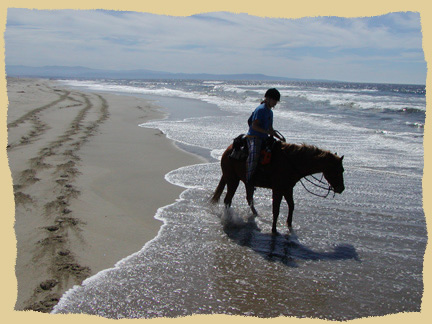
[6,77,203,312]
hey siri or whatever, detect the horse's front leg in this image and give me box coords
[272,191,282,233]
[283,187,294,228]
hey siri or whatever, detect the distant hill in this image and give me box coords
[6,65,318,81]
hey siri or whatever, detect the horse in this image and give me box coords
[210,140,345,233]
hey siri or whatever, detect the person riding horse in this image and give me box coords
[211,88,345,232]
[246,88,284,188]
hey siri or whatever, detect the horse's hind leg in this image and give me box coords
[246,184,258,215]
[224,179,240,208]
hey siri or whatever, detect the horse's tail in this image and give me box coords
[210,176,226,204]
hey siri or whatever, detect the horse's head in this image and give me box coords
[323,154,345,194]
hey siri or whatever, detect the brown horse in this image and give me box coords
[210,141,345,233]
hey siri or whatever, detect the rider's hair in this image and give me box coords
[264,88,280,101]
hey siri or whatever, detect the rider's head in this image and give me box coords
[263,88,280,108]
[265,88,281,102]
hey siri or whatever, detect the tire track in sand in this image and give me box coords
[7,89,71,150]
[10,87,110,312]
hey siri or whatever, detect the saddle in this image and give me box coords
[229,134,281,165]
[229,134,249,161]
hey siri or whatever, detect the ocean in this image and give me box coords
[52,79,426,319]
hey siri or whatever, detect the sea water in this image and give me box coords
[52,79,426,319]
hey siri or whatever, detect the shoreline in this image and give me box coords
[7,77,203,312]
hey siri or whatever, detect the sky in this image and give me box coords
[4,9,427,84]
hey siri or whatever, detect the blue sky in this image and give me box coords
[5,9,427,84]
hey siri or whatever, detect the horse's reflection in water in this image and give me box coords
[221,208,359,268]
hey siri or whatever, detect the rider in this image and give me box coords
[246,88,283,187]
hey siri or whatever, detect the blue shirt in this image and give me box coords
[247,103,273,139]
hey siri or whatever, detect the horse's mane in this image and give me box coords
[280,142,335,161]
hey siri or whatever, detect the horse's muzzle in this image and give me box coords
[334,185,345,194]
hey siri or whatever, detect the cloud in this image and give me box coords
[4,9,426,83]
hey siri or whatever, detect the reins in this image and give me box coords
[299,174,336,198]
[275,130,286,142]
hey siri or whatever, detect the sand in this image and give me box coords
[6,77,203,312]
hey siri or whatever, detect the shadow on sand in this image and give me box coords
[222,212,360,268]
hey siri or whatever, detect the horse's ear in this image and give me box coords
[341,155,344,161]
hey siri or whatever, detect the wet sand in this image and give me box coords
[6,77,203,312]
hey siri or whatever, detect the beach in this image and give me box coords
[7,77,202,312]
[51,79,425,319]
[7,78,426,319]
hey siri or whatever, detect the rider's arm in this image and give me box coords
[251,119,270,135]
[252,120,282,140]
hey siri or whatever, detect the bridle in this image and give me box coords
[277,137,337,199]
[299,173,336,198]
